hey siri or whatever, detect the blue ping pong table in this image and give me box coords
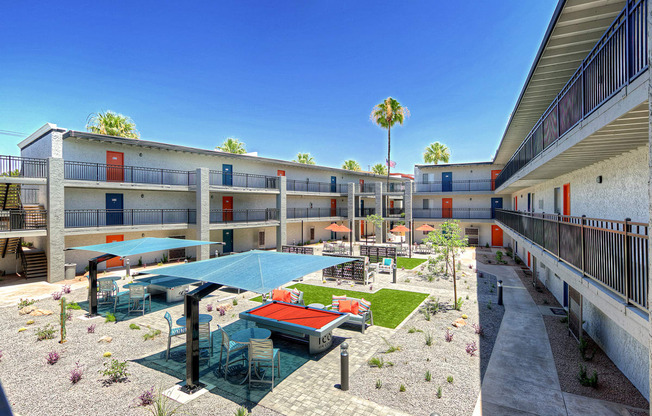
[133,275,202,303]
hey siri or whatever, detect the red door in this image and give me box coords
[359,179,365,192]
[106,235,124,268]
[277,170,285,176]
[223,196,233,221]
[491,170,501,190]
[106,151,124,182]
[491,225,503,247]
[527,252,531,268]
[563,183,571,216]
[331,199,336,216]
[514,196,518,211]
[442,198,452,218]
[360,220,364,237]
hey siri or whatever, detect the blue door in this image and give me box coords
[331,176,337,192]
[563,282,568,307]
[527,193,531,212]
[360,199,364,216]
[223,229,233,253]
[491,197,503,218]
[442,172,452,192]
[223,164,233,186]
[105,193,123,226]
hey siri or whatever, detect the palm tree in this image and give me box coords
[370,97,410,185]
[216,138,246,154]
[294,153,315,165]
[86,111,140,139]
[371,163,387,175]
[424,142,451,164]
[342,160,361,171]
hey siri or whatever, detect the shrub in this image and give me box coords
[51,291,63,301]
[103,352,112,358]
[577,364,598,387]
[447,375,454,384]
[472,323,485,336]
[46,351,60,365]
[105,313,116,323]
[375,379,382,389]
[407,326,422,334]
[134,386,155,407]
[423,309,431,321]
[235,407,248,416]
[425,332,434,346]
[382,336,401,353]
[148,387,186,415]
[69,362,83,384]
[87,324,96,334]
[17,298,36,309]
[454,297,464,311]
[487,300,493,310]
[578,338,596,362]
[36,324,56,341]
[425,370,431,382]
[368,356,393,368]
[138,257,143,267]
[399,384,406,392]
[65,312,72,321]
[206,304,213,312]
[436,386,442,398]
[233,299,238,306]
[99,359,129,383]
[495,251,503,262]
[143,329,161,341]
[26,319,35,325]
[62,285,72,294]
[219,306,226,316]
[444,329,453,343]
[67,302,82,310]
[129,323,141,330]
[466,341,478,357]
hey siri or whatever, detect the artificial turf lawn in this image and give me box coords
[251,283,428,329]
[396,257,427,270]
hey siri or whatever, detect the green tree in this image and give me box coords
[86,111,140,139]
[424,220,468,306]
[294,153,315,165]
[342,159,361,171]
[366,214,384,244]
[216,138,247,154]
[423,142,450,164]
[371,163,387,175]
[370,97,410,185]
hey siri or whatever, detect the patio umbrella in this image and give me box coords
[390,225,410,233]
[335,224,351,232]
[325,223,340,231]
[416,224,435,232]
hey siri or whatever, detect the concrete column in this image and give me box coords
[276,176,287,251]
[375,181,384,243]
[195,168,210,260]
[46,158,65,282]
[405,181,413,245]
[348,183,356,241]
[647,0,652,406]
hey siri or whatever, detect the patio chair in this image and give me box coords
[199,322,213,363]
[113,289,130,313]
[127,285,151,315]
[164,311,187,361]
[98,279,115,305]
[217,324,247,379]
[378,257,394,274]
[248,339,280,391]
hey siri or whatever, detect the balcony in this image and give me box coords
[385,208,405,218]
[495,0,648,189]
[65,209,196,228]
[209,171,278,190]
[287,208,347,219]
[64,161,196,186]
[0,156,47,178]
[210,209,279,224]
[415,180,493,193]
[386,182,406,193]
[356,208,376,217]
[0,210,47,231]
[413,208,492,219]
[495,209,648,311]
[357,183,375,193]
[286,179,347,193]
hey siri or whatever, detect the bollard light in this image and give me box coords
[340,342,349,391]
[497,280,504,306]
[125,258,130,279]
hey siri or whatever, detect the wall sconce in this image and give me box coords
[141,194,144,198]
[596,176,602,184]
[309,203,313,209]
[211,195,214,199]
[141,233,145,237]
[469,198,472,201]
[139,152,143,157]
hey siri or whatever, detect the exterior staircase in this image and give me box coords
[20,248,48,279]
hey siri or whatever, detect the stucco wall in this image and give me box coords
[413,195,499,210]
[65,188,196,210]
[20,132,54,159]
[416,164,503,183]
[412,221,492,246]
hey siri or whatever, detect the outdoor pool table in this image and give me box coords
[239,301,349,354]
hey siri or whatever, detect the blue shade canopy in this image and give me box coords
[67,237,213,257]
[153,250,355,294]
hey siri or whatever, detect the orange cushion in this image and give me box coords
[338,300,354,313]
[272,289,292,302]
[350,301,359,315]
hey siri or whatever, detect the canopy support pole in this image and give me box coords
[87,253,118,317]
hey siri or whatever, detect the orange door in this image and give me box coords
[514,196,518,211]
[331,199,336,216]
[491,170,501,190]
[277,170,285,176]
[442,198,452,218]
[360,221,364,237]
[223,196,233,221]
[527,252,531,268]
[390,200,394,208]
[491,225,503,247]
[563,183,571,216]
[106,151,124,182]
[106,235,124,268]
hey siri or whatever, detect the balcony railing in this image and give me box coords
[287,208,347,219]
[386,208,405,217]
[357,183,375,193]
[286,179,347,193]
[495,209,648,310]
[415,180,493,193]
[64,161,196,186]
[386,182,406,193]
[209,209,279,224]
[0,210,47,231]
[0,156,47,178]
[413,208,492,219]
[209,171,279,190]
[65,209,196,228]
[356,208,376,217]
[495,0,648,189]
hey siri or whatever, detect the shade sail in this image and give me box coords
[67,237,213,257]
[153,250,355,294]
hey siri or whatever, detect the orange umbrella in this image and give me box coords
[390,225,410,233]
[325,223,340,231]
[416,224,435,232]
[335,224,351,233]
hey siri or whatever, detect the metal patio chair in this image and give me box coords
[164,311,187,361]
[217,324,247,379]
[127,285,151,315]
[248,338,280,390]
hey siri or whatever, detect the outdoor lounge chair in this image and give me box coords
[326,296,373,333]
[217,324,247,379]
[248,339,280,391]
[378,257,394,274]
[127,285,151,315]
[164,311,187,361]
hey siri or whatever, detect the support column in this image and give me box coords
[276,176,287,251]
[647,0,652,407]
[348,183,356,241]
[374,181,384,243]
[405,181,413,248]
[195,168,210,260]
[46,157,65,282]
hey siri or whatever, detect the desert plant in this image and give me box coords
[134,386,155,407]
[233,298,238,306]
[382,336,401,353]
[375,379,382,389]
[46,351,60,365]
[454,297,464,311]
[162,253,168,263]
[578,337,596,361]
[425,332,434,346]
[36,324,56,341]
[487,300,493,310]
[466,341,478,357]
[407,326,422,334]
[447,375,454,384]
[423,308,431,321]
[495,251,503,262]
[61,285,72,294]
[425,370,431,382]
[129,323,141,330]
[105,313,116,323]
[103,352,112,358]
[436,386,442,398]
[147,386,186,416]
[143,329,161,341]
[368,356,393,368]
[87,324,96,334]
[69,362,83,384]
[234,407,248,416]
[219,305,226,316]
[206,304,213,312]
[399,384,406,392]
[138,257,143,267]
[472,323,485,336]
[51,291,63,301]
[67,302,82,310]
[444,329,453,343]
[99,359,129,383]
[17,298,36,309]
[577,364,598,387]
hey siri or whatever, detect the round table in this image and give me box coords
[98,275,122,282]
[308,303,325,309]
[231,327,271,343]
[176,314,213,326]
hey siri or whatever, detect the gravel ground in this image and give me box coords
[513,265,560,307]
[348,270,505,416]
[0,286,284,416]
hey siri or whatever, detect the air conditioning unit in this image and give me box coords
[465,228,479,246]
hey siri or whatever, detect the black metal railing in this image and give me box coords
[287,208,347,219]
[358,183,375,193]
[386,182,406,193]
[65,209,196,228]
[286,179,347,193]
[495,209,648,310]
[415,179,493,193]
[209,209,279,224]
[413,208,492,219]
[0,210,47,231]
[386,208,405,217]
[64,161,196,186]
[495,0,647,189]
[356,208,376,217]
[209,171,279,189]
[0,156,47,178]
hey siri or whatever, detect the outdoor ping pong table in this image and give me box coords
[133,275,202,302]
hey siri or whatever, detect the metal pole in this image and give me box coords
[340,342,349,391]
[125,258,130,279]
[409,220,412,258]
[497,280,503,306]
[88,259,98,316]
[184,293,201,392]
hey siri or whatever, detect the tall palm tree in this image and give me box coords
[294,153,315,165]
[424,142,451,164]
[342,159,361,171]
[370,97,410,185]
[216,138,247,154]
[371,163,387,175]
[86,111,140,139]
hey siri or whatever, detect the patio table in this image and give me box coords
[229,327,272,384]
[176,314,213,326]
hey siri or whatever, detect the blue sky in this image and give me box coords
[0,1,556,173]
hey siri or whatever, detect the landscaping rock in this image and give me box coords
[98,336,112,343]
[451,318,466,327]
[30,309,53,317]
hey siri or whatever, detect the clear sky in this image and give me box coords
[0,1,556,173]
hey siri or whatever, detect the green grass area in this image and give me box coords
[251,283,428,329]
[397,257,427,269]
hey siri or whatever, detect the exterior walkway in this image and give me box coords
[472,264,647,416]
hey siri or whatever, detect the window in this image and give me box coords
[538,198,544,209]
[553,187,561,214]
[258,231,266,248]
[423,199,429,209]
[309,227,315,241]
[422,173,428,183]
